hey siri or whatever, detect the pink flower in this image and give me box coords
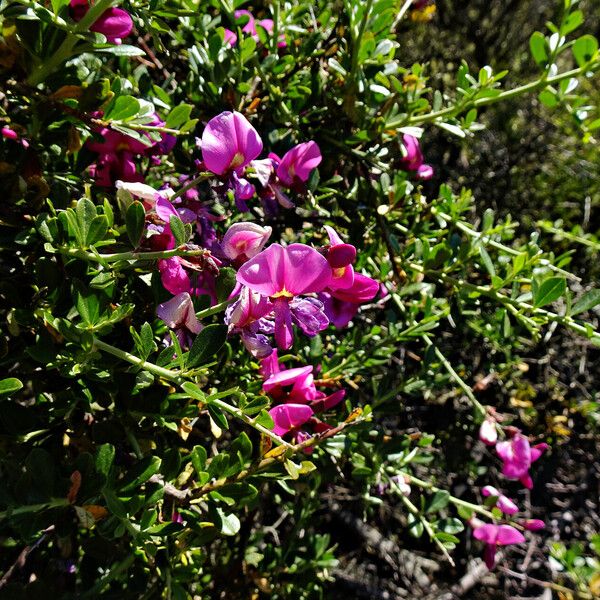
[275,141,322,187]
[496,433,549,489]
[223,28,237,46]
[157,292,202,348]
[269,404,313,436]
[157,292,202,333]
[234,9,286,47]
[86,114,173,187]
[1,126,18,140]
[236,243,332,349]
[472,523,525,569]
[201,111,263,176]
[479,417,498,446]
[221,222,272,263]
[481,485,519,515]
[400,134,434,181]
[70,0,133,44]
[520,519,545,531]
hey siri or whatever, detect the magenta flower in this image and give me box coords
[472,523,525,569]
[157,292,202,348]
[1,126,18,140]
[221,222,272,263]
[400,134,434,181]
[275,141,322,187]
[520,519,545,531]
[223,28,237,46]
[269,404,313,436]
[70,0,133,44]
[236,243,332,349]
[201,111,263,176]
[496,433,549,489]
[481,485,519,516]
[86,114,174,187]
[234,9,286,47]
[479,417,498,446]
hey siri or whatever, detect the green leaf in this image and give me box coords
[538,89,558,108]
[255,409,274,429]
[437,517,464,534]
[119,456,161,492]
[561,10,584,35]
[207,404,229,431]
[216,267,237,303]
[105,95,141,122]
[95,44,146,56]
[532,277,566,308]
[96,443,115,479]
[407,512,424,538]
[181,381,207,402]
[166,104,193,129]
[76,285,100,326]
[76,198,97,247]
[169,215,187,246]
[191,445,207,475]
[529,32,548,65]
[572,35,598,67]
[186,324,228,369]
[126,201,146,248]
[0,377,23,399]
[571,289,600,316]
[86,215,109,246]
[216,507,240,536]
[425,490,450,514]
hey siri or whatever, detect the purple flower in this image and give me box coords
[70,0,133,44]
[400,134,434,181]
[520,519,545,531]
[236,243,332,349]
[472,523,525,569]
[275,141,322,186]
[496,433,549,489]
[481,485,519,515]
[201,111,263,176]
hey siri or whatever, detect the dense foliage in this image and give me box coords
[1,0,599,597]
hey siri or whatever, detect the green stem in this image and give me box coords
[435,210,581,282]
[93,338,184,383]
[91,338,293,448]
[537,222,600,252]
[398,488,455,565]
[349,0,375,85]
[57,246,214,264]
[170,172,213,201]
[195,297,237,320]
[402,473,495,520]
[387,63,600,129]
[422,334,486,418]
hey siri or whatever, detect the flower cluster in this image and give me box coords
[469,416,549,568]
[200,111,321,213]
[87,114,175,187]
[226,227,379,357]
[261,351,345,445]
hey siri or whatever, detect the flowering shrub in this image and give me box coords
[1,0,599,597]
